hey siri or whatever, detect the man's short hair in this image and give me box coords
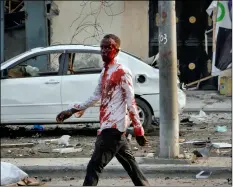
[103,34,121,48]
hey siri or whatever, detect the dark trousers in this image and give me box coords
[83,128,150,186]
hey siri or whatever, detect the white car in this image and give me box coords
[1,45,186,128]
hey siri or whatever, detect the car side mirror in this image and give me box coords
[1,69,8,79]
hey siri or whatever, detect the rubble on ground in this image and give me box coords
[1,162,43,186]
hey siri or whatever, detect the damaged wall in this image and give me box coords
[50,1,149,60]
[4,28,26,61]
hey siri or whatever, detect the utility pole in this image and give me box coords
[0,0,4,63]
[158,1,179,158]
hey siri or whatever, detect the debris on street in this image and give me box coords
[196,171,212,179]
[52,147,83,154]
[193,150,203,158]
[1,143,34,149]
[62,176,75,181]
[39,135,71,146]
[216,125,228,132]
[227,178,232,185]
[212,143,232,149]
[41,177,52,182]
[1,112,231,158]
[127,134,132,142]
[189,110,208,123]
[178,138,185,143]
[1,162,28,186]
[181,140,210,147]
[194,144,214,158]
[146,153,154,158]
[16,177,43,186]
[1,161,45,186]
[32,124,44,132]
[180,118,190,123]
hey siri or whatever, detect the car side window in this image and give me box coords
[7,53,64,79]
[67,52,103,74]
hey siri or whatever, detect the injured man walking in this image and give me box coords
[56,34,150,186]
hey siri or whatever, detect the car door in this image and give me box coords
[1,52,64,124]
[60,51,103,123]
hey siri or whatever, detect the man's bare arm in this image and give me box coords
[68,72,103,115]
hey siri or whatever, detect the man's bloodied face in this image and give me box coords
[100,38,119,64]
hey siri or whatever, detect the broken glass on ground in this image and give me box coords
[189,110,208,123]
[212,143,232,149]
[196,171,212,179]
[216,125,228,132]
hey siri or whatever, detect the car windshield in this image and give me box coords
[1,51,30,67]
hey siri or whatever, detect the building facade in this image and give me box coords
[3,0,219,89]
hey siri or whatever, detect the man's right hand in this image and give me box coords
[56,110,73,123]
[74,110,85,118]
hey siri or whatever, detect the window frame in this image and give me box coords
[3,50,68,79]
[62,50,103,76]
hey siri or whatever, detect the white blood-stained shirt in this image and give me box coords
[69,59,144,136]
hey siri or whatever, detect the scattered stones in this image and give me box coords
[180,118,190,123]
[90,149,94,155]
[42,177,52,182]
[38,149,50,153]
[146,153,154,158]
[184,153,192,159]
[63,176,69,181]
[62,176,75,181]
[179,132,185,137]
[179,139,185,143]
[177,154,185,159]
[133,147,138,151]
[1,143,34,148]
[52,147,83,154]
[7,150,12,153]
[29,149,36,154]
[165,177,170,180]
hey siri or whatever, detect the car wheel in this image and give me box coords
[135,98,153,129]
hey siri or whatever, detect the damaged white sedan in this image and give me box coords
[1,45,186,128]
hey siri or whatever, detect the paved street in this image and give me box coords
[41,177,232,186]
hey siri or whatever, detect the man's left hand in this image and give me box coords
[136,136,149,147]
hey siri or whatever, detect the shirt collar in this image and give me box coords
[103,58,117,69]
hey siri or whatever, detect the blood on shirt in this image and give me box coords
[100,67,125,125]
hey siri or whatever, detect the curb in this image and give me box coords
[19,165,232,177]
[183,108,232,113]
[1,157,191,166]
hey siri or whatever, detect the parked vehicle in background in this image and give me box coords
[1,45,186,128]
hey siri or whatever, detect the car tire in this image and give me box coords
[135,98,153,130]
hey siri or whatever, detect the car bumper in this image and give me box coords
[140,89,187,118]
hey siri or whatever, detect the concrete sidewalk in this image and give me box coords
[183,91,232,113]
[1,157,231,176]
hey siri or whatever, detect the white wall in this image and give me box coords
[50,1,149,60]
